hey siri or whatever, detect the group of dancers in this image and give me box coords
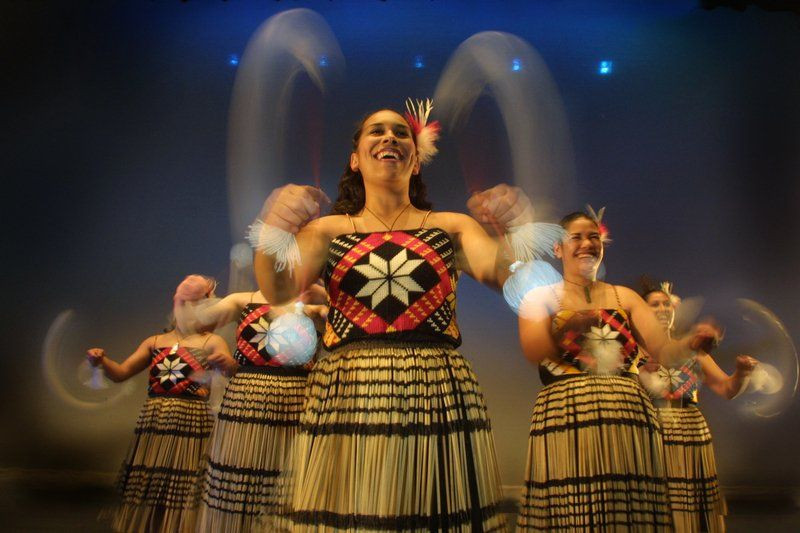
[88,101,760,532]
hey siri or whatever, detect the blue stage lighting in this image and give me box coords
[228,54,240,67]
[511,58,522,72]
[319,55,329,67]
[413,55,425,69]
[598,60,613,75]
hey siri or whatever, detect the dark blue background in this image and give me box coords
[3,0,798,491]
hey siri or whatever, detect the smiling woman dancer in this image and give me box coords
[87,275,237,533]
[514,212,719,532]
[249,100,557,532]
[186,283,327,532]
[639,279,758,533]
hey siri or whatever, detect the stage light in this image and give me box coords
[229,54,240,67]
[319,55,329,67]
[413,55,425,69]
[511,58,522,72]
[598,60,613,75]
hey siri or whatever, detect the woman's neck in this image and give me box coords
[362,184,411,216]
[563,272,596,286]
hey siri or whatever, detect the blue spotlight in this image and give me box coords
[598,60,613,75]
[228,54,240,67]
[319,55,329,67]
[413,55,425,69]
[511,58,522,72]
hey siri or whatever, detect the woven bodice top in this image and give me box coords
[148,344,210,399]
[644,358,701,404]
[323,227,461,349]
[234,302,276,366]
[540,306,647,385]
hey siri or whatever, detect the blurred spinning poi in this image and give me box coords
[682,297,798,417]
[42,310,135,410]
[226,8,344,291]
[726,298,798,417]
[434,31,576,215]
[267,302,318,367]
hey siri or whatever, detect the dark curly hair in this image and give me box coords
[559,211,597,229]
[638,275,669,301]
[331,109,433,215]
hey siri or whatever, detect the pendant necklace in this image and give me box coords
[565,278,594,304]
[170,330,184,355]
[363,203,412,234]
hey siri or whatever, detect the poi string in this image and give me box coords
[434,31,576,217]
[226,8,343,291]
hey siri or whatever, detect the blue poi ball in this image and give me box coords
[503,260,562,316]
[266,302,317,366]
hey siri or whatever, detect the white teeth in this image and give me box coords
[376,149,400,160]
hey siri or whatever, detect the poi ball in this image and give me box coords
[503,260,562,316]
[267,302,317,366]
[747,362,784,395]
[77,360,110,390]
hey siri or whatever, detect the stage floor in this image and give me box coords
[2,472,798,532]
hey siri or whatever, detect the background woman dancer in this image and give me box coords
[187,284,327,532]
[639,279,758,532]
[515,212,718,531]
[87,275,236,533]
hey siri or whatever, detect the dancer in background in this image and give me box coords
[515,211,719,531]
[639,279,758,532]
[250,100,559,531]
[189,284,327,532]
[87,275,236,533]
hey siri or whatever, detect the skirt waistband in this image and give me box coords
[652,398,697,409]
[236,365,311,377]
[147,391,209,401]
[543,371,639,385]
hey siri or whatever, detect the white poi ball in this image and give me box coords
[77,360,110,390]
[266,302,317,366]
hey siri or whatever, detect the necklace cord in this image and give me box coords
[363,203,412,232]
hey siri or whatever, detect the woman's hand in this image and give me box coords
[261,185,331,234]
[86,348,106,367]
[208,351,238,377]
[303,304,329,320]
[467,184,534,230]
[735,355,759,376]
[688,321,723,353]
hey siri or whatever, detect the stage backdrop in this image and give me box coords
[2,0,799,498]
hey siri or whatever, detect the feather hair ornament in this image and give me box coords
[660,280,682,307]
[586,204,611,244]
[404,98,441,165]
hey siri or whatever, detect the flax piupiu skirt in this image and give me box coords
[276,340,507,532]
[657,405,726,533]
[110,395,214,533]
[517,374,672,532]
[196,366,309,532]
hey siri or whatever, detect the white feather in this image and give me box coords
[246,219,301,275]
[506,222,565,263]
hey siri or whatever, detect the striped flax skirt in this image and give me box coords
[196,366,309,532]
[277,341,506,532]
[517,374,672,532]
[110,396,213,533]
[657,406,726,533]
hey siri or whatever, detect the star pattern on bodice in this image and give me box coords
[353,248,426,308]
[155,356,189,384]
[323,228,461,348]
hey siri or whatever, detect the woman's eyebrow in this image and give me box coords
[366,121,409,130]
